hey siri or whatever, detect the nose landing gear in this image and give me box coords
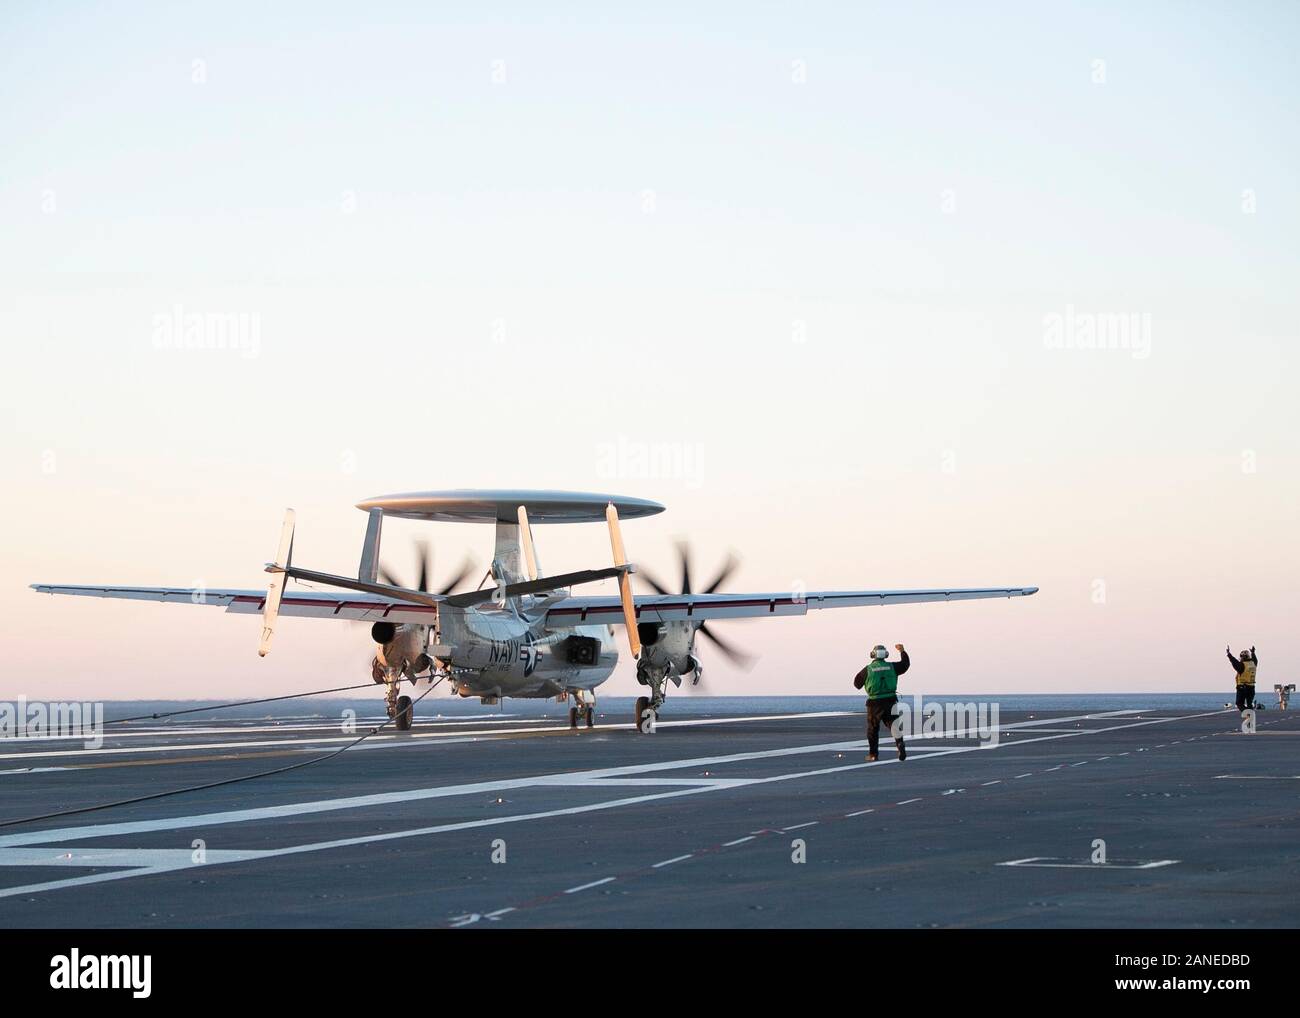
[566,690,596,730]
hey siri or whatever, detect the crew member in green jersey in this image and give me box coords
[853,643,910,762]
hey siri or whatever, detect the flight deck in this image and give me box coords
[1,699,1295,928]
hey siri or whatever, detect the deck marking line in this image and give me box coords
[564,877,616,894]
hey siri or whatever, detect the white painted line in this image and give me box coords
[1213,775,1300,780]
[0,710,859,763]
[0,708,1148,765]
[658,711,856,729]
[0,847,268,867]
[980,779,1002,786]
[564,877,616,894]
[999,858,1179,870]
[485,907,516,918]
[652,854,694,868]
[896,798,921,805]
[1046,765,1064,772]
[1014,773,1033,779]
[723,836,755,846]
[1071,761,1089,767]
[0,741,882,849]
[6,715,553,743]
[0,766,69,775]
[540,776,749,788]
[844,808,874,817]
[783,821,818,831]
[1097,756,1110,761]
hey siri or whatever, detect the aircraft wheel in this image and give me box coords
[634,696,651,733]
[394,695,413,732]
[585,705,594,728]
[569,706,578,729]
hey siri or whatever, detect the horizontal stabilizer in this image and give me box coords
[443,565,632,608]
[276,565,444,608]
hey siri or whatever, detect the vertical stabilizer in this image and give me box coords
[358,508,383,583]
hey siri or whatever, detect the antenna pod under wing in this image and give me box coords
[605,502,641,659]
[258,509,295,657]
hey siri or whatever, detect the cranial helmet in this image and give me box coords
[871,645,889,660]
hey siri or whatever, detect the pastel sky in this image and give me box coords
[2,2,1297,701]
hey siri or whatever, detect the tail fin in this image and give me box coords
[605,503,641,658]
[258,509,296,657]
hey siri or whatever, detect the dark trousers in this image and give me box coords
[1236,685,1256,711]
[866,696,904,756]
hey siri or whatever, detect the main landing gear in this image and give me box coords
[567,691,596,730]
[634,662,668,733]
[385,677,413,732]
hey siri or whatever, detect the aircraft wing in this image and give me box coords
[545,586,1038,628]
[29,584,439,625]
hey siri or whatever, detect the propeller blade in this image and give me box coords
[699,621,755,669]
[702,552,740,594]
[635,567,672,596]
[438,556,476,596]
[677,541,693,596]
[416,540,431,594]
[379,539,472,596]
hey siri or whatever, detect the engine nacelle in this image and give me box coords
[635,619,698,679]
[370,623,430,682]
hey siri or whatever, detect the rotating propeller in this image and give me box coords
[359,540,475,671]
[379,539,475,599]
[638,541,755,670]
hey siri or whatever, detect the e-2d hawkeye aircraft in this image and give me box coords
[32,489,1038,733]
